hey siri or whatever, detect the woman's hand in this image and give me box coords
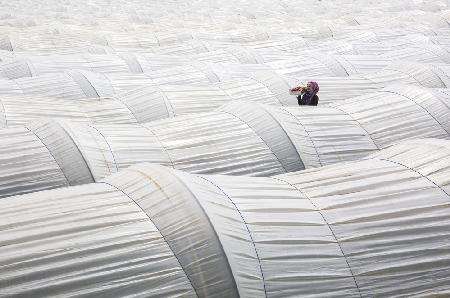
[290,86,305,92]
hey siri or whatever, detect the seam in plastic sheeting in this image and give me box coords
[0,36,13,51]
[170,169,240,297]
[270,175,363,298]
[58,122,116,181]
[315,55,350,76]
[327,25,334,38]
[24,60,36,77]
[152,84,176,117]
[428,46,450,64]
[214,76,281,106]
[92,71,116,97]
[378,158,450,197]
[220,110,290,173]
[365,139,450,161]
[197,39,210,52]
[87,124,119,173]
[191,62,221,83]
[100,181,199,298]
[359,73,380,86]
[280,107,325,166]
[76,71,101,97]
[336,56,356,75]
[247,75,287,106]
[23,125,71,186]
[139,123,175,168]
[82,124,116,177]
[26,121,96,185]
[214,82,236,100]
[1,60,34,79]
[52,122,96,182]
[114,166,240,297]
[330,105,381,150]
[254,102,305,170]
[109,95,142,125]
[278,106,322,167]
[120,54,144,73]
[69,71,100,98]
[80,53,93,73]
[0,98,8,127]
[71,99,94,123]
[197,175,268,297]
[154,34,161,47]
[431,65,450,88]
[383,90,450,137]
[388,67,439,87]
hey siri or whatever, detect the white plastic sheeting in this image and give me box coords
[0,29,194,54]
[0,77,291,127]
[118,79,286,122]
[85,61,450,111]
[3,42,450,81]
[0,95,139,127]
[0,67,216,100]
[1,60,450,107]
[0,54,132,79]
[289,62,450,104]
[4,41,450,80]
[1,138,449,297]
[0,85,448,198]
[1,0,450,296]
[0,1,447,54]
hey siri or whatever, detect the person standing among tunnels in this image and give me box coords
[290,81,319,106]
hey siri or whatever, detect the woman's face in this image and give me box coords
[305,83,313,93]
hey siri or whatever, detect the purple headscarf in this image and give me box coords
[308,81,319,96]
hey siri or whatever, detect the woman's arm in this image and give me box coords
[289,86,306,95]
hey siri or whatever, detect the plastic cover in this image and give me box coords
[1,139,449,297]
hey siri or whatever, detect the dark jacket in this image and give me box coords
[297,93,319,106]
